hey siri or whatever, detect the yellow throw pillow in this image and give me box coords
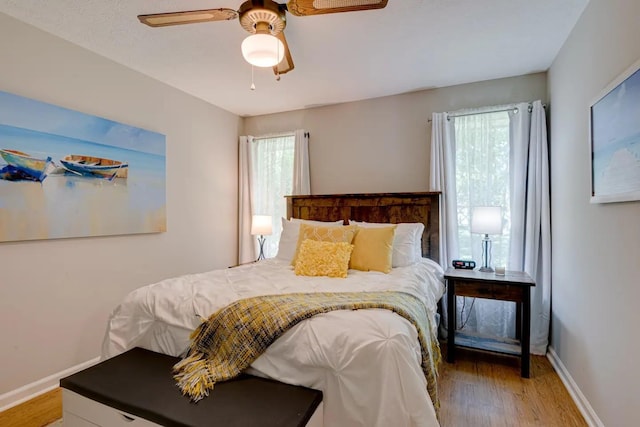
[291,224,357,266]
[294,240,354,278]
[350,225,397,273]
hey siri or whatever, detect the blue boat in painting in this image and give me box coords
[0,148,53,182]
[60,154,128,180]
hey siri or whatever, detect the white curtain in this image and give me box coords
[430,102,551,354]
[237,130,310,264]
[238,135,254,264]
[429,112,459,269]
[293,129,311,195]
[509,101,551,355]
[508,104,531,270]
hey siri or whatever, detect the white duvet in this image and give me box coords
[102,258,445,427]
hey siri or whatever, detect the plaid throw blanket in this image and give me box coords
[174,291,440,410]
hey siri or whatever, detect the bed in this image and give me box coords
[102,192,445,427]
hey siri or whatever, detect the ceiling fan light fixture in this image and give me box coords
[241,33,285,67]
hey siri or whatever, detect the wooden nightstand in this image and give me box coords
[444,267,535,377]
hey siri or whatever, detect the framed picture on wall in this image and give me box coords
[589,57,640,203]
[0,90,166,242]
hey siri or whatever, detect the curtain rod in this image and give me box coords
[252,131,310,139]
[427,103,546,123]
[447,106,519,120]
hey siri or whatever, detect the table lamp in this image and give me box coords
[251,215,273,261]
[470,206,502,272]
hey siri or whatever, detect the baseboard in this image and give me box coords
[0,356,100,413]
[547,346,604,427]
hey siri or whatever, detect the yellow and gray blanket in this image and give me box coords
[173,291,440,409]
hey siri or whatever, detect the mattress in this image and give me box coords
[102,258,445,427]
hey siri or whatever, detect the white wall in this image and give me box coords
[548,0,640,425]
[244,73,547,194]
[0,14,240,397]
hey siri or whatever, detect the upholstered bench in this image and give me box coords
[60,347,323,427]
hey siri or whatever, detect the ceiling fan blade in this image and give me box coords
[273,31,295,76]
[138,8,238,27]
[286,0,387,16]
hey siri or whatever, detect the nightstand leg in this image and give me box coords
[515,302,522,340]
[447,281,456,363]
[521,288,531,378]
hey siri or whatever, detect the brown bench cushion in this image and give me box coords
[60,347,322,427]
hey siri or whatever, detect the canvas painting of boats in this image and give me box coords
[0,89,166,242]
[60,155,128,180]
[0,148,53,182]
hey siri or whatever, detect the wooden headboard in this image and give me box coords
[285,192,441,264]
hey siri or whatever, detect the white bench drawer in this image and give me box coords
[63,389,160,427]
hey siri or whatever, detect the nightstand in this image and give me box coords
[444,267,535,377]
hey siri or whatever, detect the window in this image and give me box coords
[452,110,514,338]
[250,133,295,258]
[431,101,550,351]
[454,111,511,268]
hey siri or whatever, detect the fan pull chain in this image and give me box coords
[250,65,256,90]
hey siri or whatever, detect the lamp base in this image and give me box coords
[479,234,493,273]
[256,235,266,262]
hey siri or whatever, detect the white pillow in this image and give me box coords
[348,220,425,267]
[290,218,345,226]
[276,217,344,262]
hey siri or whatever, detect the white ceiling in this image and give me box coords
[0,0,588,117]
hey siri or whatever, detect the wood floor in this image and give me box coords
[439,346,587,427]
[0,388,61,427]
[1,349,586,427]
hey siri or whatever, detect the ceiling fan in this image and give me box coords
[138,0,388,78]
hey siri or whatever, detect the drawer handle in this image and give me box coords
[120,413,136,422]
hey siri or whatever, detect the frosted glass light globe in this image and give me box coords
[241,33,285,67]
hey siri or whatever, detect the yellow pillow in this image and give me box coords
[294,240,354,278]
[291,224,357,265]
[350,225,397,273]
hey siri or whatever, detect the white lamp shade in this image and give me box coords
[471,206,502,235]
[241,34,285,67]
[251,215,273,236]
